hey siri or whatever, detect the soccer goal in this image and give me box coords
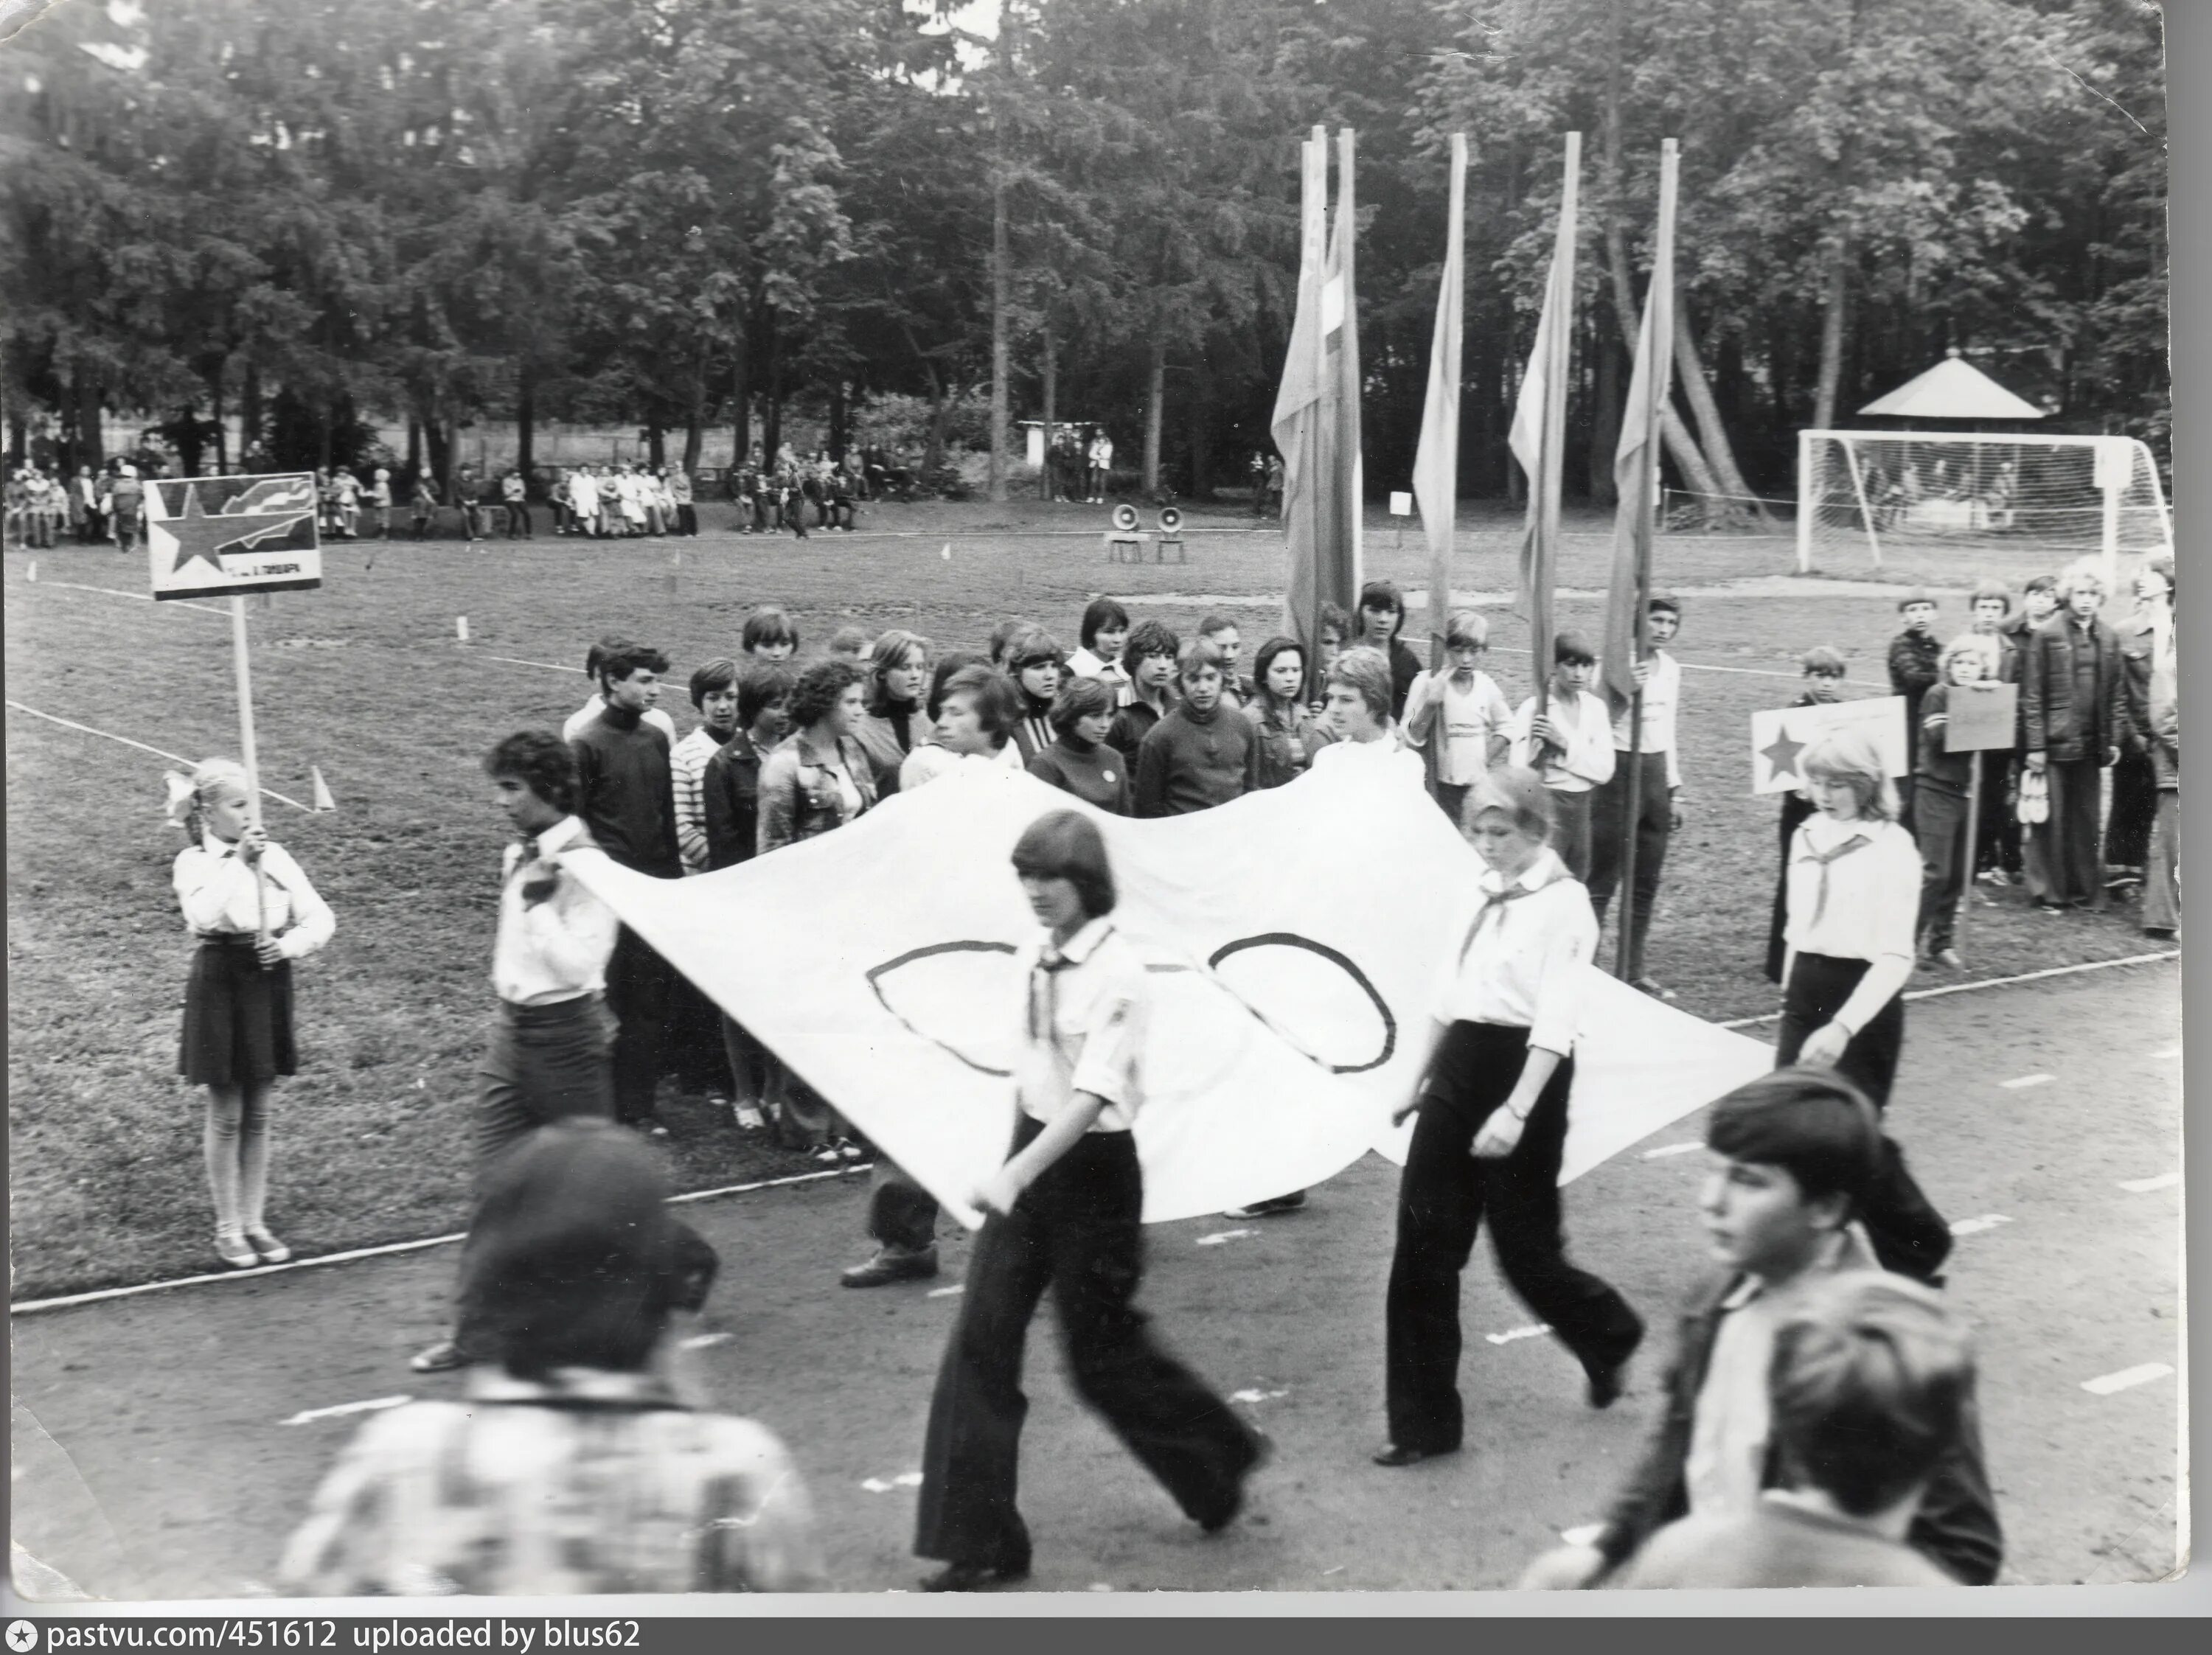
[1795,431,2172,579]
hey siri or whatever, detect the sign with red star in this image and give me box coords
[146,473,321,602]
[1750,696,1907,795]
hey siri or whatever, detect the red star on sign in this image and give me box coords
[153,483,313,579]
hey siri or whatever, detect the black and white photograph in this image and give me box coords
[2,0,2190,1614]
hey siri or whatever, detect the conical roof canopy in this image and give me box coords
[1858,349,2045,420]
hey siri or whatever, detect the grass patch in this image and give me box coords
[5,500,2159,1298]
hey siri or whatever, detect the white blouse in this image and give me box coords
[1431,849,1596,1056]
[1507,691,1617,793]
[173,833,335,961]
[1012,917,1148,1132]
[1782,815,1919,964]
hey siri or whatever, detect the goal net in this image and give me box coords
[1796,431,2171,576]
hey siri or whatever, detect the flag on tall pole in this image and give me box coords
[1275,130,1331,667]
[1413,133,1468,677]
[1508,133,1582,715]
[1329,128,1363,596]
[1604,138,1680,713]
[1607,139,1681,981]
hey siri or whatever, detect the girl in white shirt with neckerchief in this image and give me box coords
[167,759,335,1270]
[1375,767,1644,1468]
[1777,728,1953,1285]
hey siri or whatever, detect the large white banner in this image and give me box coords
[569,762,1772,1227]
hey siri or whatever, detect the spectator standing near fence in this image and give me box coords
[1886,592,1943,826]
[501,468,530,539]
[701,663,795,1132]
[1588,594,1686,997]
[2105,563,2169,898]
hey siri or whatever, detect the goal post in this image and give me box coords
[1796,430,2172,581]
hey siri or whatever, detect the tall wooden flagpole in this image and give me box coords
[1615,139,1680,980]
[1535,132,1580,722]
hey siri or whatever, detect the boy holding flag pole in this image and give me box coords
[1596,139,1682,993]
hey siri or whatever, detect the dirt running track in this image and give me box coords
[10,962,2183,1599]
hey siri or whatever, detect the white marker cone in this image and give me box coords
[941,542,951,560]
[25,560,35,582]
[456,616,470,641]
[310,766,335,812]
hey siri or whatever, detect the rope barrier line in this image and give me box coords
[9,1165,871,1317]
[5,700,316,813]
[10,949,2176,1318]
[475,651,584,676]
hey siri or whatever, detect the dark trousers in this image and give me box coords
[1548,788,1595,881]
[1776,954,1952,1283]
[676,504,698,537]
[1975,754,2022,876]
[1433,781,1470,827]
[1913,783,1970,952]
[1384,1024,1644,1455]
[2106,749,2157,874]
[916,1118,1260,1568]
[720,1013,771,1107]
[2026,756,2104,907]
[869,1159,940,1253]
[505,502,532,538]
[2144,788,2180,933]
[1587,752,1672,980]
[455,994,617,1355]
[605,924,671,1125]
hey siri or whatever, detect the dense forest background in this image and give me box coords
[0,0,2169,506]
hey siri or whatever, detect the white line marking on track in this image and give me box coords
[1196,1228,1256,1246]
[13,1166,869,1316]
[1947,1215,2014,1237]
[1486,1323,1553,1346]
[1715,950,2180,1030]
[1641,1142,1703,1160]
[1228,1388,1290,1404]
[679,1332,733,1351]
[475,652,584,675]
[1560,1525,1604,1547]
[5,701,316,812]
[2117,1172,2180,1194]
[860,1471,926,1494]
[26,577,229,615]
[2000,1073,2055,1090]
[282,1396,412,1426]
[927,1284,965,1298]
[2080,1363,2174,1396]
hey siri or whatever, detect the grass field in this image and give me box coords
[4,496,2167,1299]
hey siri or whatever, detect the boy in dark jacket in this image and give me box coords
[1887,590,1943,823]
[2019,561,2124,910]
[1518,1069,2002,1591]
[1133,637,1260,817]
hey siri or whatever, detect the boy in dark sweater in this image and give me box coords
[570,640,681,1133]
[1133,637,1259,817]
[1913,635,2000,969]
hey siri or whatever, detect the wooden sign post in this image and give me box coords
[1938,680,2020,947]
[147,473,324,938]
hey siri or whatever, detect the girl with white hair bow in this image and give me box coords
[166,759,335,1269]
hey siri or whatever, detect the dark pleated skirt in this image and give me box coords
[180,937,296,1087]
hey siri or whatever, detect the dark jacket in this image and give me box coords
[851,705,931,800]
[1106,695,1169,761]
[2020,612,2123,763]
[701,731,773,871]
[1888,630,1944,762]
[2115,613,2157,753]
[1594,1267,2003,1587]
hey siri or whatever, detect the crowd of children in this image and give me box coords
[149,548,2174,1597]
